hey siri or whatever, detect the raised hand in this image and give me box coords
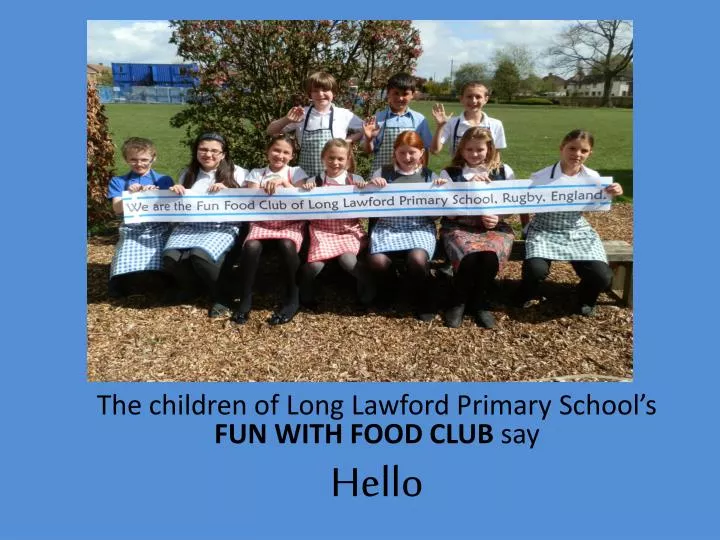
[286,106,305,123]
[363,117,380,140]
[432,103,452,126]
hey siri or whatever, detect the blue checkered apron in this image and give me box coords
[525,163,607,262]
[297,106,334,177]
[371,108,416,171]
[110,222,172,277]
[164,223,240,262]
[369,167,436,258]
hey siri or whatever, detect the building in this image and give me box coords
[87,63,111,84]
[565,73,632,98]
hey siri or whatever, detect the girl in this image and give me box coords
[232,134,309,325]
[517,129,624,316]
[267,71,363,177]
[298,139,370,308]
[438,127,516,329]
[107,137,174,298]
[366,130,444,321]
[163,132,247,317]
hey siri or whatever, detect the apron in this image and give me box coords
[306,172,366,262]
[525,163,608,262]
[440,166,515,271]
[244,167,306,252]
[297,105,334,177]
[164,223,240,262]
[371,108,416,171]
[450,114,492,154]
[370,167,437,258]
[110,222,172,277]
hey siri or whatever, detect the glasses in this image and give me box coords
[197,148,224,156]
[128,158,152,165]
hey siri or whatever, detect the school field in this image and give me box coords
[88,102,633,382]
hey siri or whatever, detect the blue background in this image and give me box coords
[2,3,719,539]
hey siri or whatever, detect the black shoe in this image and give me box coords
[443,303,465,328]
[209,302,231,318]
[231,310,249,325]
[268,311,296,325]
[414,303,436,322]
[108,278,126,299]
[474,309,495,328]
[579,304,597,317]
[300,298,319,312]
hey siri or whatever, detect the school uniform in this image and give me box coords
[368,107,433,171]
[107,169,174,277]
[439,165,516,271]
[306,172,367,263]
[163,166,248,262]
[284,105,363,177]
[243,165,308,252]
[439,113,507,154]
[369,166,438,258]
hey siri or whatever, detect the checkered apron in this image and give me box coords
[164,223,240,262]
[110,222,172,277]
[307,173,367,262]
[525,163,607,262]
[244,168,306,252]
[370,167,437,258]
[371,108,416,171]
[297,106,334,177]
[450,115,493,154]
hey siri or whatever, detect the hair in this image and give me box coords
[392,130,425,168]
[182,132,239,189]
[460,81,489,98]
[386,72,417,92]
[321,138,355,174]
[121,137,156,159]
[451,127,501,171]
[306,71,338,95]
[266,133,298,155]
[561,129,595,148]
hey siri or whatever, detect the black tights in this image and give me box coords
[520,257,613,307]
[163,248,226,302]
[452,251,499,306]
[367,249,429,305]
[237,239,299,315]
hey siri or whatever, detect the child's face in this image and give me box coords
[196,140,225,171]
[323,146,349,177]
[125,149,154,176]
[460,86,489,112]
[310,86,334,110]
[394,144,424,172]
[560,138,593,169]
[268,140,294,171]
[387,88,414,112]
[461,139,490,168]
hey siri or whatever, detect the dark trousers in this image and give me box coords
[520,257,613,307]
[163,248,226,302]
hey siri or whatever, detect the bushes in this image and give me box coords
[87,82,116,230]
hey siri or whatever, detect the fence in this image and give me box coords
[98,86,194,105]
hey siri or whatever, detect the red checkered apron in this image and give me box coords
[307,172,367,262]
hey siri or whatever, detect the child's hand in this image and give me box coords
[141,185,159,191]
[286,106,305,123]
[605,182,623,197]
[369,177,387,187]
[481,214,499,229]
[128,183,142,193]
[353,178,368,188]
[301,179,316,190]
[433,178,449,186]
[169,185,186,195]
[432,103,452,126]
[470,172,491,183]
[208,183,227,193]
[363,117,380,139]
[264,178,290,195]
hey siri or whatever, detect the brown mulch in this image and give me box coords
[87,205,633,382]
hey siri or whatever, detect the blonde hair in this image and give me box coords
[121,137,156,159]
[321,138,355,173]
[460,81,489,98]
[305,71,338,95]
[451,127,501,170]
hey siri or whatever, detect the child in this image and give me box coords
[298,138,370,308]
[517,129,624,316]
[267,71,364,177]
[437,127,516,329]
[106,137,174,298]
[430,81,507,156]
[231,134,309,326]
[362,72,433,172]
[163,132,247,317]
[365,130,443,321]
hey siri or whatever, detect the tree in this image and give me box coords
[491,44,536,80]
[492,60,520,102]
[452,63,488,96]
[546,20,633,106]
[87,81,116,228]
[169,20,422,173]
[425,77,452,98]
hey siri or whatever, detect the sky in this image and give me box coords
[86,20,575,80]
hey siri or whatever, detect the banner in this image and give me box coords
[122,177,614,223]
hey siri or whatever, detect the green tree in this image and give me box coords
[169,20,422,173]
[452,63,488,95]
[87,82,116,228]
[492,60,521,102]
[425,77,452,98]
[491,44,536,80]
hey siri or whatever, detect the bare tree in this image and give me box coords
[547,20,633,106]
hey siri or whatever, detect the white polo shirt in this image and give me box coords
[283,104,364,144]
[439,112,507,152]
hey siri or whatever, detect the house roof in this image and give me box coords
[87,64,111,75]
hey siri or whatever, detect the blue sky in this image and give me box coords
[87,20,576,80]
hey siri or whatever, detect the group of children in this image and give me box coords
[106,71,624,328]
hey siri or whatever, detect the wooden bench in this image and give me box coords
[508,239,633,307]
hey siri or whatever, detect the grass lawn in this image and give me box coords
[105,102,633,200]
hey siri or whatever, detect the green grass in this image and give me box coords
[105,102,633,200]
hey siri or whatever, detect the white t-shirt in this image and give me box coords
[283,104,363,143]
[244,165,308,187]
[439,112,507,151]
[530,162,598,181]
[439,164,515,181]
[319,171,364,186]
[179,165,248,193]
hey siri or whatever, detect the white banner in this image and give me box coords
[122,177,614,223]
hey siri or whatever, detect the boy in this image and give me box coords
[362,72,433,170]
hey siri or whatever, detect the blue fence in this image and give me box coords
[98,86,194,105]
